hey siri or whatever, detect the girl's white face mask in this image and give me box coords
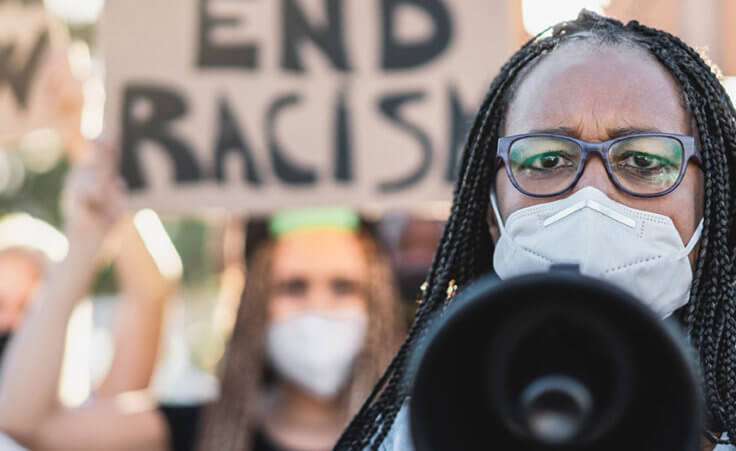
[266,309,367,398]
[491,186,703,318]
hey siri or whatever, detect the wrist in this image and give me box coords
[33,244,101,315]
[65,224,108,252]
[61,237,106,279]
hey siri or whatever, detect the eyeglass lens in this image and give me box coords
[507,136,684,196]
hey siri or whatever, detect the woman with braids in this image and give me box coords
[0,181,403,449]
[335,10,736,451]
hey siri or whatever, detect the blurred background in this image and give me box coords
[1,0,734,408]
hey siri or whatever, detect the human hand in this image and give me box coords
[62,138,125,246]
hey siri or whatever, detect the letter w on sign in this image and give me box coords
[0,3,77,145]
[0,28,49,109]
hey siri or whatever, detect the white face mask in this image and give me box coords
[491,186,703,318]
[266,309,368,398]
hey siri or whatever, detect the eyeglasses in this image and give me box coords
[495,133,701,198]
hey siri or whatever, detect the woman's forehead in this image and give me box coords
[271,228,368,278]
[503,42,691,139]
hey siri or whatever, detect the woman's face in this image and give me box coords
[268,228,369,322]
[490,42,704,267]
[0,252,40,332]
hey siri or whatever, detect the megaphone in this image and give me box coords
[407,271,703,451]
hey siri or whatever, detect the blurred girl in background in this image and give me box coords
[187,208,404,450]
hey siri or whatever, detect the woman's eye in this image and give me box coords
[523,152,574,170]
[630,153,655,168]
[617,151,669,170]
[331,278,361,296]
[275,278,308,297]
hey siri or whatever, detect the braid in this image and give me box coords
[336,9,736,448]
[196,244,273,451]
[629,21,736,440]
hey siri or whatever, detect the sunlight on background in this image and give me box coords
[44,0,104,25]
[67,40,106,140]
[18,129,64,174]
[521,0,610,36]
[0,151,24,197]
[134,209,184,280]
[59,300,93,407]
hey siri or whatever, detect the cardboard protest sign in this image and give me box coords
[101,0,513,213]
[0,0,79,145]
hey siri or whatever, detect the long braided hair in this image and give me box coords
[336,10,736,449]
[196,227,403,450]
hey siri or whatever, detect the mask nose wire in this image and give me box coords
[491,186,700,250]
[490,190,505,235]
[677,218,704,259]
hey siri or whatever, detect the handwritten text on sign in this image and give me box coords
[102,0,512,212]
[0,0,75,144]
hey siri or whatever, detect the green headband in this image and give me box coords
[268,207,360,237]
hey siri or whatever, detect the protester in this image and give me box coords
[0,147,403,450]
[0,213,68,345]
[0,246,44,340]
[0,189,173,398]
[0,192,172,401]
[336,10,736,451]
[187,209,403,450]
[0,141,175,449]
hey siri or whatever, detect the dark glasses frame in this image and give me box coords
[495,132,702,198]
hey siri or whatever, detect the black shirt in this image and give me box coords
[158,404,280,451]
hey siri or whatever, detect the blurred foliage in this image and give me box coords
[91,261,117,294]
[164,217,216,284]
[0,156,68,228]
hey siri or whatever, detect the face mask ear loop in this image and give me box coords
[677,218,704,259]
[490,190,505,235]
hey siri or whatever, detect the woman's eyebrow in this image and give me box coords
[525,126,664,138]
[607,126,663,138]
[527,126,579,136]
